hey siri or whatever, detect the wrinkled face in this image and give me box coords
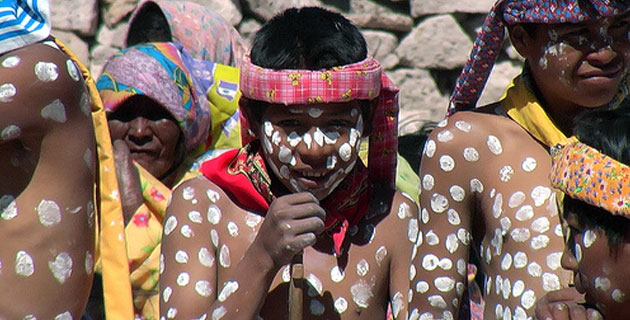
[258,102,364,201]
[108,95,182,179]
[526,14,630,111]
[562,211,630,319]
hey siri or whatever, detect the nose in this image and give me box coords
[586,44,618,66]
[294,127,330,167]
[127,117,153,146]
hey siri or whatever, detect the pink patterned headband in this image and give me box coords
[239,56,383,105]
[550,141,630,218]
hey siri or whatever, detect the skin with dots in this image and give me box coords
[0,42,96,318]
[159,102,420,319]
[413,14,630,319]
[561,211,630,320]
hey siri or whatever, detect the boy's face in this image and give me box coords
[562,211,630,319]
[258,101,364,200]
[525,13,630,111]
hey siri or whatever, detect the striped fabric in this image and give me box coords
[0,0,51,55]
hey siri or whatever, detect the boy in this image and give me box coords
[159,7,420,320]
[540,108,630,320]
[414,0,630,318]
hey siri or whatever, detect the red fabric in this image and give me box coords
[200,143,371,255]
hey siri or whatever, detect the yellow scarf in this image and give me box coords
[500,75,571,148]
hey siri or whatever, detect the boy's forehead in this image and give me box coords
[266,101,361,116]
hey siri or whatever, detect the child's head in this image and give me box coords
[238,7,398,201]
[449,0,630,114]
[550,107,630,318]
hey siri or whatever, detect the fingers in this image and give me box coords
[281,192,320,205]
[279,216,326,237]
[536,302,597,320]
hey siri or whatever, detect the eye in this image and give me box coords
[328,119,354,128]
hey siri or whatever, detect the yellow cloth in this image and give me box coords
[125,164,201,319]
[358,140,420,202]
[500,75,570,148]
[54,39,135,318]
[207,63,242,150]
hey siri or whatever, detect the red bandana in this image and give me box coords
[200,142,371,255]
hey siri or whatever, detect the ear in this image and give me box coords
[239,97,260,137]
[508,25,537,59]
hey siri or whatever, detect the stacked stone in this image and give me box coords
[50,0,523,136]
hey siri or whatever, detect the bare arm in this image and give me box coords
[160,177,326,319]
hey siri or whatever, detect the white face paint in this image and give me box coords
[313,127,324,147]
[287,131,302,147]
[263,121,274,137]
[338,143,352,162]
[278,145,292,164]
[308,107,323,118]
[326,155,337,169]
[303,132,313,149]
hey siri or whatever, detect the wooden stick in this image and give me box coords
[288,251,304,320]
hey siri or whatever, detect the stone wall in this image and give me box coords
[51,0,523,135]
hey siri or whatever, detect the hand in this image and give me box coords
[253,192,326,267]
[535,287,602,320]
[112,139,143,225]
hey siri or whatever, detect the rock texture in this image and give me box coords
[50,0,523,135]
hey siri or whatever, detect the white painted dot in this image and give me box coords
[416,280,429,293]
[457,259,466,276]
[583,229,597,248]
[331,265,345,282]
[227,221,239,237]
[437,119,448,127]
[2,56,20,68]
[307,273,323,295]
[54,311,73,320]
[176,272,190,286]
[514,251,528,269]
[0,83,16,102]
[422,254,439,271]
[575,243,583,262]
[180,224,194,238]
[195,280,212,297]
[424,140,436,158]
[445,234,458,254]
[188,210,203,224]
[85,251,93,275]
[282,265,290,282]
[492,193,503,218]
[470,179,484,196]
[527,262,542,277]
[35,61,59,82]
[219,245,231,268]
[500,216,511,235]
[409,264,417,281]
[531,186,552,207]
[510,228,531,242]
[398,202,411,219]
[487,135,503,155]
[175,250,189,264]
[508,191,526,208]
[501,253,512,271]
[430,193,448,213]
[212,306,227,320]
[542,272,561,291]
[338,143,352,162]
[521,289,536,309]
[546,252,562,271]
[218,280,239,302]
[434,276,455,292]
[447,209,461,226]
[612,289,625,302]
[449,185,465,202]
[211,229,219,248]
[408,219,419,243]
[439,155,455,172]
[457,228,470,245]
[356,259,369,277]
[428,295,447,308]
[499,165,514,182]
[531,235,550,250]
[421,208,429,224]
[531,217,550,233]
[437,130,453,142]
[515,205,534,221]
[207,205,222,224]
[512,280,525,297]
[595,277,611,291]
[391,291,404,318]
[66,59,80,81]
[163,286,172,302]
[350,280,373,308]
[463,147,479,162]
[48,252,73,284]
[1,125,21,140]
[0,195,17,220]
[425,230,439,246]
[334,297,348,314]
[37,199,61,227]
[439,258,453,270]
[375,246,388,266]
[455,120,471,132]
[422,174,435,191]
[206,189,220,202]
[522,157,537,172]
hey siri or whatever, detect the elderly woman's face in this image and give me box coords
[108,95,182,179]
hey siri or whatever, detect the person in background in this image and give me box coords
[413,0,630,318]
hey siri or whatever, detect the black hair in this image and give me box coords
[245,7,371,127]
[564,105,630,247]
[398,121,437,173]
[126,2,171,47]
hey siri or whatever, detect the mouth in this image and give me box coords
[295,170,332,189]
[578,63,624,79]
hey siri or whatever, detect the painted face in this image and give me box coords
[562,211,630,319]
[108,95,182,179]
[526,14,630,112]
[258,102,364,200]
